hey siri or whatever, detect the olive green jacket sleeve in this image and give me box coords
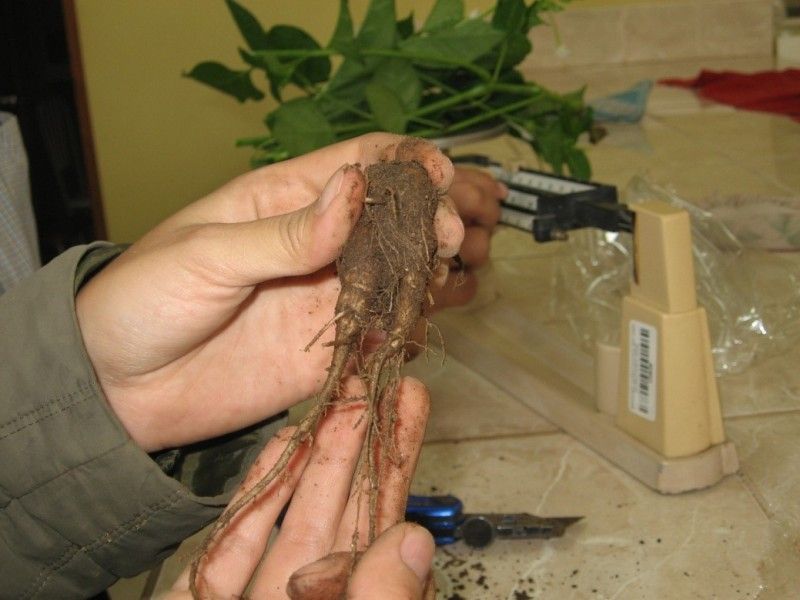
[0,244,286,599]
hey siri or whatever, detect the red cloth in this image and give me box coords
[660,69,800,121]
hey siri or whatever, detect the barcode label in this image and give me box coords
[628,320,657,421]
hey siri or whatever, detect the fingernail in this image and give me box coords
[432,261,449,288]
[287,553,352,599]
[316,167,346,215]
[400,525,435,583]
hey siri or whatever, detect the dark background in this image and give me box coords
[1,0,96,263]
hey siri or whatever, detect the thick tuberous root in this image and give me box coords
[189,160,441,599]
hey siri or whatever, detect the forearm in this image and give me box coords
[0,245,283,598]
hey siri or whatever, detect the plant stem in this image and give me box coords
[322,92,440,129]
[410,80,550,120]
[236,135,273,148]
[360,48,493,81]
[491,42,507,82]
[249,47,494,82]
[411,95,548,138]
[321,93,374,120]
[250,48,333,59]
[333,121,376,135]
[417,71,458,95]
[418,72,500,122]
[451,96,542,131]
[488,82,545,96]
[411,85,489,118]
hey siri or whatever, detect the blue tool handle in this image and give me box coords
[431,534,458,546]
[406,495,464,546]
[406,494,463,519]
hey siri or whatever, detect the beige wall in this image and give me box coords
[74,0,501,242]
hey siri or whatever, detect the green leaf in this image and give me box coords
[372,59,421,112]
[324,57,370,98]
[399,19,504,64]
[366,81,407,132]
[525,97,593,177]
[563,85,586,104]
[561,107,592,138]
[423,0,464,32]
[323,0,401,111]
[487,0,535,69]
[316,89,368,123]
[185,61,264,102]
[530,117,567,174]
[357,0,397,51]
[225,0,269,50]
[266,26,330,84]
[528,0,570,28]
[566,147,591,180]
[240,48,291,101]
[329,0,357,56]
[243,26,331,100]
[508,33,533,66]
[397,13,415,39]
[198,0,590,178]
[266,98,335,156]
[492,0,527,34]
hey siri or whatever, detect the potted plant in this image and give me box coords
[187,0,594,179]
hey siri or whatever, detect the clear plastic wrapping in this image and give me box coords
[552,176,800,375]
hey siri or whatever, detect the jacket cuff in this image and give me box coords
[0,244,285,598]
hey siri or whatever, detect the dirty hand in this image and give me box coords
[431,166,506,309]
[75,133,463,452]
[168,377,435,600]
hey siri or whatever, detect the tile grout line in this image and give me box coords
[734,471,774,522]
[724,407,800,421]
[423,429,563,447]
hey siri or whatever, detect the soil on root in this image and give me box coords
[189,159,441,599]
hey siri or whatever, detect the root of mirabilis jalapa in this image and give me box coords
[188,158,441,598]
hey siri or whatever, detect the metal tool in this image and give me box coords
[406,494,582,548]
[452,154,632,242]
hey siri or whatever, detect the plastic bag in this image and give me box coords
[552,175,800,375]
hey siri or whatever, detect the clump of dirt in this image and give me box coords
[189,160,441,598]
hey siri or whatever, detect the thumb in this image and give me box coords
[191,164,365,287]
[348,523,435,599]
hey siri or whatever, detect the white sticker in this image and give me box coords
[628,320,657,421]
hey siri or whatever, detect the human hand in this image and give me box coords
[431,166,506,309]
[75,134,463,452]
[167,377,434,600]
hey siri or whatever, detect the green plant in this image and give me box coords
[187,0,594,179]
